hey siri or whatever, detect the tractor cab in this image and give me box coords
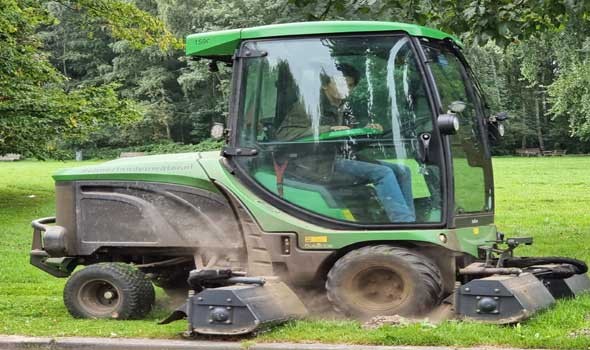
[189,22,497,229]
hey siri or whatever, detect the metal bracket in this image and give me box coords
[418,132,431,163]
[481,236,534,268]
[222,147,258,157]
[233,47,268,59]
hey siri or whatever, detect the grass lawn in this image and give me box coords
[1,157,590,348]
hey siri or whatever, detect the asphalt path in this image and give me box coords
[0,335,539,350]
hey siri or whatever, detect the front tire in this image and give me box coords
[64,263,155,319]
[326,245,442,318]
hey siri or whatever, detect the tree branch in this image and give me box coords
[319,0,334,20]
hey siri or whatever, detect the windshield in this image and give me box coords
[235,35,443,225]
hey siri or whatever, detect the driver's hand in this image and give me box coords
[365,123,383,132]
[330,125,350,131]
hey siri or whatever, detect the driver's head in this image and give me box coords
[321,63,361,104]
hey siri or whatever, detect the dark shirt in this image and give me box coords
[273,93,350,182]
[275,93,348,141]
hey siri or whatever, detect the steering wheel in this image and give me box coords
[297,126,383,142]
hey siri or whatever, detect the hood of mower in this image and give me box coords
[52,151,222,192]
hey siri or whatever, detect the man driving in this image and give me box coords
[275,63,416,223]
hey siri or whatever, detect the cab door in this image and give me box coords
[230,35,446,228]
[421,40,494,227]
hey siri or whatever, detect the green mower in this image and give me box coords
[31,21,590,335]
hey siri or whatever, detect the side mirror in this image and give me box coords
[494,111,509,122]
[210,122,225,140]
[437,114,460,135]
[488,112,509,145]
[448,101,466,114]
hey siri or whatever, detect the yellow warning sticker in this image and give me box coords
[304,236,328,243]
[342,209,355,221]
[473,227,480,235]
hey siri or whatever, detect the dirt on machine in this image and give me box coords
[30,21,590,336]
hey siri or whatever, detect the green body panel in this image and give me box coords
[52,152,219,193]
[253,171,349,220]
[186,21,461,57]
[198,154,496,257]
[53,151,494,256]
[252,158,434,221]
[185,29,241,58]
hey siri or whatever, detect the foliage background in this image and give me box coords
[1,0,590,158]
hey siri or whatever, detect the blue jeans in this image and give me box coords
[334,159,416,222]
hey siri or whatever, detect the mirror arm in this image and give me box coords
[419,133,431,163]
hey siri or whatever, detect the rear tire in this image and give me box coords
[64,263,155,319]
[326,245,442,318]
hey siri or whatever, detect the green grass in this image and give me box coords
[1,158,590,348]
[0,161,186,338]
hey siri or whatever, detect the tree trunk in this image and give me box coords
[62,31,67,76]
[491,56,501,106]
[164,119,171,140]
[521,98,527,149]
[535,97,545,151]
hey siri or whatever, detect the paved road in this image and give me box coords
[0,335,538,350]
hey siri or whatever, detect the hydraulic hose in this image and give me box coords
[504,256,588,275]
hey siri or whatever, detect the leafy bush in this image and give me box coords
[79,140,223,160]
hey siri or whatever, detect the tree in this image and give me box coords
[8,0,589,157]
[0,0,190,157]
[0,0,143,158]
[56,0,183,50]
[548,54,590,141]
[286,0,590,46]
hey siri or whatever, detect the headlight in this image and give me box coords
[497,123,505,137]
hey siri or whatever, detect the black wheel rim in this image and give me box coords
[77,279,122,317]
[348,266,410,312]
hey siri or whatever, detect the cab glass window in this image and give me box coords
[423,41,490,214]
[235,36,443,224]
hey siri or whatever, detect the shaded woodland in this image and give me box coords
[2,0,590,158]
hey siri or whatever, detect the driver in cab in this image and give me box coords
[275,63,416,223]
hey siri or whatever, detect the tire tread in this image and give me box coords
[325,245,443,317]
[64,263,155,320]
